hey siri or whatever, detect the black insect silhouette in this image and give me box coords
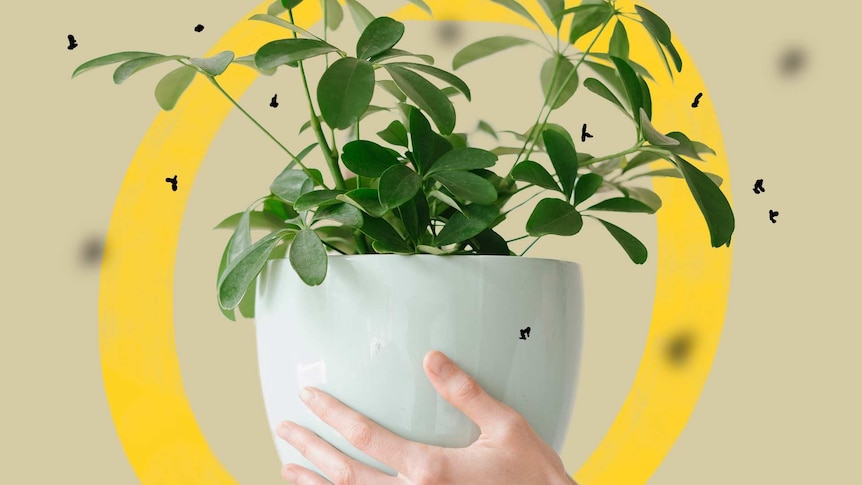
[67,34,78,50]
[194,24,205,32]
[270,94,279,108]
[581,123,593,142]
[519,327,531,340]
[753,179,765,194]
[166,175,178,192]
[691,92,703,108]
[769,210,779,223]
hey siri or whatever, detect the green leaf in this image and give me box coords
[541,54,578,109]
[610,56,643,118]
[216,239,237,321]
[189,51,235,76]
[311,202,364,227]
[470,228,511,255]
[376,80,406,101]
[664,41,683,72]
[594,217,647,264]
[337,188,388,217]
[384,64,455,135]
[289,229,328,285]
[226,207,254,268]
[429,190,464,214]
[634,5,671,44]
[639,74,652,120]
[294,189,346,212]
[154,66,197,110]
[477,120,498,139]
[281,0,304,9]
[489,0,544,32]
[537,0,564,28]
[356,17,405,59]
[72,51,162,78]
[254,38,340,70]
[573,172,603,206]
[622,149,663,173]
[568,4,612,45]
[345,0,376,31]
[626,186,663,212]
[113,55,185,85]
[218,229,294,309]
[434,203,499,246]
[237,278,256,319]
[431,171,498,204]
[286,143,321,172]
[214,210,290,231]
[369,48,434,64]
[426,148,497,175]
[359,216,410,249]
[232,54,277,76]
[408,107,435,174]
[388,62,471,101]
[452,36,535,70]
[609,19,630,59]
[341,140,400,177]
[378,164,422,209]
[371,240,414,254]
[512,161,560,192]
[249,14,324,41]
[661,132,703,160]
[543,129,579,199]
[405,0,432,17]
[584,60,625,96]
[317,57,375,130]
[377,120,409,147]
[588,53,655,81]
[640,108,680,146]
[586,197,655,213]
[669,155,734,247]
[583,77,626,114]
[692,141,717,156]
[526,198,583,236]
[321,0,344,30]
[270,168,313,204]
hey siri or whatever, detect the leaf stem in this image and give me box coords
[503,188,547,216]
[289,9,346,191]
[507,19,612,181]
[506,235,530,243]
[204,75,325,186]
[519,236,542,256]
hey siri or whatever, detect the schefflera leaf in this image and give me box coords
[72,51,162,78]
[189,51,235,76]
[318,57,376,129]
[289,229,328,286]
[356,16,405,60]
[526,198,583,237]
[218,228,296,310]
[593,217,648,264]
[155,65,197,110]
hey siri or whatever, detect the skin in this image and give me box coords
[276,350,578,485]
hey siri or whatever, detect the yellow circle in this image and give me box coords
[98,1,732,483]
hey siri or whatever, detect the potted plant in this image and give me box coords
[72,0,734,480]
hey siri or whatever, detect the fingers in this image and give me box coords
[423,350,520,435]
[298,387,441,482]
[277,420,401,485]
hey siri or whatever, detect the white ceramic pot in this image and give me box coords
[255,254,583,480]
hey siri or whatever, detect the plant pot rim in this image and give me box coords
[274,254,581,268]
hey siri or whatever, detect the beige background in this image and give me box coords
[3,0,859,483]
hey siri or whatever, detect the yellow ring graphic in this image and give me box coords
[98,0,732,483]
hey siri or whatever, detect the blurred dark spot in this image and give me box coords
[436,21,461,45]
[779,46,805,77]
[81,236,105,266]
[666,330,694,366]
[194,24,205,32]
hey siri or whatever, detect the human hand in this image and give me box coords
[276,350,577,485]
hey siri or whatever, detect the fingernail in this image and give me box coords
[430,352,453,378]
[299,387,315,405]
[282,466,298,482]
[277,421,291,438]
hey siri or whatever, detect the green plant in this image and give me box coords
[72,0,734,322]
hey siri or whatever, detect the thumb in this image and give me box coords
[423,350,515,433]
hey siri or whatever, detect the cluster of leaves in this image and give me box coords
[72,0,734,322]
